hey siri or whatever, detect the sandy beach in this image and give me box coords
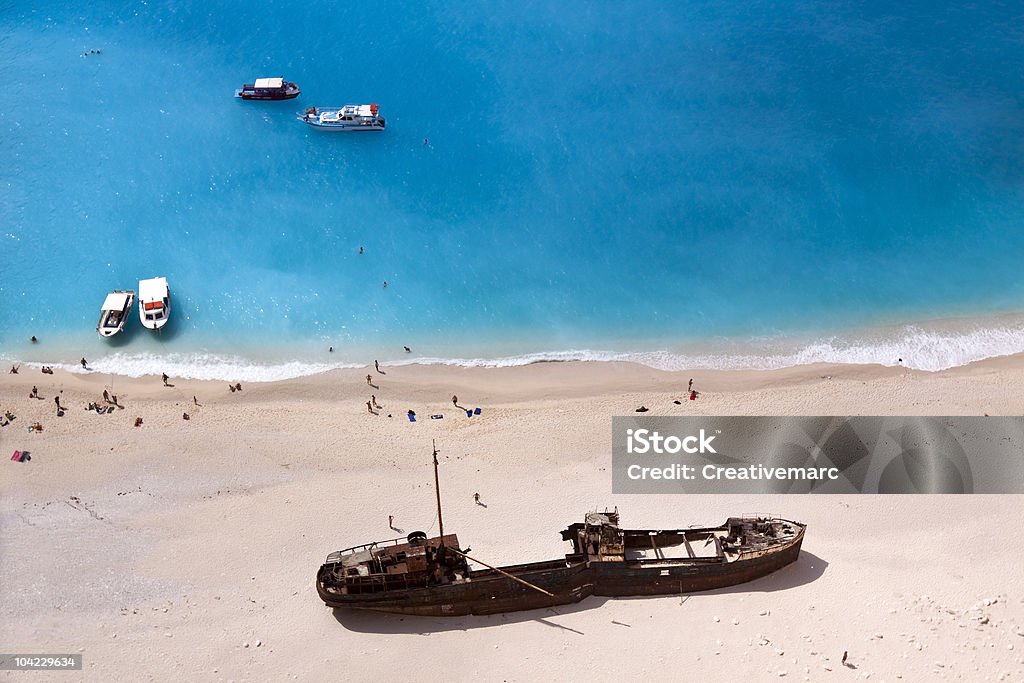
[2,358,1024,681]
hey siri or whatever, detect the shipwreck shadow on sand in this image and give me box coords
[331,596,611,635]
[329,551,827,634]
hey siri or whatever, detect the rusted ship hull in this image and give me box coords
[318,518,805,617]
[590,529,804,597]
[319,561,593,616]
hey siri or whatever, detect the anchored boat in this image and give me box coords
[317,446,806,616]
[299,104,385,131]
[235,77,300,100]
[138,277,171,331]
[96,290,135,338]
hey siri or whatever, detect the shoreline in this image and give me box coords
[4,352,1022,414]
[6,307,1024,380]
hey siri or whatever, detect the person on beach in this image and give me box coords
[372,395,381,409]
[54,395,61,413]
[474,492,481,505]
[359,247,364,254]
[41,366,53,374]
[30,335,37,343]
[182,412,190,421]
[110,395,118,406]
[452,395,459,407]
[329,346,334,353]
[688,378,693,393]
[366,374,373,386]
[689,390,697,401]
[366,400,374,414]
[382,281,388,289]
[80,357,88,369]
[229,384,236,392]
[103,390,111,403]
[30,386,39,399]
[404,346,411,353]
[193,396,200,406]
[162,373,169,387]
[9,365,17,374]
[388,514,394,528]
[374,360,381,373]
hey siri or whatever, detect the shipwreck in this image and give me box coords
[317,445,806,617]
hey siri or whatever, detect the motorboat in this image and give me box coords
[138,277,171,330]
[299,104,385,131]
[235,77,300,100]
[96,290,135,338]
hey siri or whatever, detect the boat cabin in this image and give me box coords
[320,104,381,124]
[324,533,469,594]
[254,77,284,90]
[100,292,131,328]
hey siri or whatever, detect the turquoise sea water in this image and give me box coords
[3,2,1024,378]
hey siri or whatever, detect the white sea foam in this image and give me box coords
[7,321,1024,380]
[391,349,636,369]
[397,322,1024,373]
[30,352,363,383]
[627,323,1024,372]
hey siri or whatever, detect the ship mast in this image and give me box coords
[426,440,553,599]
[432,439,444,544]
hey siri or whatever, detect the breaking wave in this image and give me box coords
[7,320,1024,381]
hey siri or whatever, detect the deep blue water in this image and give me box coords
[3,1,1024,378]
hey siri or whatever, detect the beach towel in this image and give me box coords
[473,407,481,415]
[408,413,417,422]
[430,414,444,420]
[466,410,473,417]
[11,450,22,462]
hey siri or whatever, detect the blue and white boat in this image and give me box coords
[299,104,385,131]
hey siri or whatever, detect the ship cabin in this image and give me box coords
[323,532,469,594]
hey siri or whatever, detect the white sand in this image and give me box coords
[2,359,1023,681]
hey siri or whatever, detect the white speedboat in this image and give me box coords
[96,290,135,338]
[138,277,171,330]
[298,103,385,131]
